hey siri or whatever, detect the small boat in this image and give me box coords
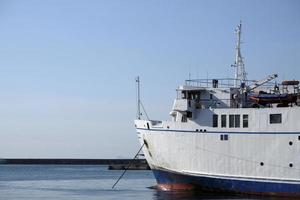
[282,80,300,85]
[249,93,297,105]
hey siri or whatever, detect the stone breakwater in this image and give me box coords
[0,158,149,169]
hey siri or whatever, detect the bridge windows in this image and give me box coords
[229,114,240,128]
[235,115,240,127]
[221,115,226,128]
[213,114,218,127]
[270,114,282,124]
[229,115,234,128]
[243,114,249,128]
[215,114,248,128]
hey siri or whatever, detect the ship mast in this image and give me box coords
[136,76,141,119]
[233,22,247,88]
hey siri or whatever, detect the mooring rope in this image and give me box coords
[112,143,145,189]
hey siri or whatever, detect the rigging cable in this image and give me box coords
[140,101,150,121]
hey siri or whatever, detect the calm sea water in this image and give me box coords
[0,165,287,200]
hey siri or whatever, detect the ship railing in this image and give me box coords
[185,78,278,91]
[185,78,237,88]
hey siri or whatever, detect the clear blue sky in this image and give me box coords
[0,0,299,158]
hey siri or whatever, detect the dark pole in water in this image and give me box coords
[112,143,145,189]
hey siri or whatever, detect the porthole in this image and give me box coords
[298,135,300,140]
[260,162,264,166]
[289,163,293,168]
[289,141,293,146]
[200,129,203,132]
[196,129,199,132]
[167,126,169,129]
[204,129,207,132]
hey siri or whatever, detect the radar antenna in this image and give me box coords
[232,21,247,87]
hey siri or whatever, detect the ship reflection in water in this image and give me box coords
[0,164,298,200]
[153,189,298,200]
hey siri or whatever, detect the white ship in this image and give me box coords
[134,23,300,197]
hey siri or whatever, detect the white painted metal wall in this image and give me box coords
[135,106,300,183]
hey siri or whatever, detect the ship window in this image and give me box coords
[243,115,248,128]
[224,134,228,140]
[221,115,226,128]
[181,115,187,123]
[298,136,300,140]
[189,92,193,100]
[229,114,240,128]
[187,111,192,118]
[235,115,240,128]
[220,134,228,141]
[213,114,218,127]
[270,114,282,124]
[229,115,234,128]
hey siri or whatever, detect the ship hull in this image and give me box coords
[134,107,300,198]
[152,167,300,197]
